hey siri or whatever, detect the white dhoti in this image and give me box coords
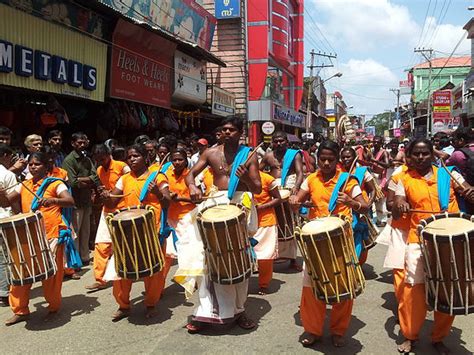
[253,225,278,260]
[172,190,257,323]
[94,211,112,244]
[275,174,298,260]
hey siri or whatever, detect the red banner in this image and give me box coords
[432,90,451,120]
[109,20,177,108]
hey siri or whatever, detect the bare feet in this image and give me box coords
[43,311,58,322]
[145,306,158,319]
[5,314,29,326]
[301,332,321,347]
[111,308,130,322]
[398,339,413,353]
[432,341,450,355]
[258,287,268,295]
[85,282,107,291]
[236,313,256,330]
[332,334,347,347]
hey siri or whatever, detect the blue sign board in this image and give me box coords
[215,0,241,19]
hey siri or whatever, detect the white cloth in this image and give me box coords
[253,225,278,260]
[94,210,112,244]
[404,243,424,285]
[0,165,16,218]
[275,173,297,189]
[275,174,298,260]
[380,220,408,269]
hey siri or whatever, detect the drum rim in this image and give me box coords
[0,211,43,228]
[297,216,348,240]
[108,206,153,223]
[197,203,245,224]
[418,212,474,242]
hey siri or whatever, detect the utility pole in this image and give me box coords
[389,88,400,129]
[414,48,434,137]
[305,50,337,135]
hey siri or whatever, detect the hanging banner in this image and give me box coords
[109,20,176,108]
[98,0,216,50]
[432,90,452,120]
[215,0,241,19]
[173,50,206,104]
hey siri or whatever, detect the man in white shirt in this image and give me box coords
[190,138,208,167]
[0,144,19,306]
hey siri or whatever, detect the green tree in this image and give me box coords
[365,112,391,136]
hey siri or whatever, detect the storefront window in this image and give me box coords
[263,67,285,104]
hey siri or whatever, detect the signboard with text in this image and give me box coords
[215,0,241,19]
[211,86,235,117]
[109,20,176,108]
[433,90,452,120]
[273,103,305,128]
[173,50,206,104]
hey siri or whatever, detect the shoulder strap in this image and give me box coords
[353,167,367,186]
[460,148,474,160]
[139,171,159,203]
[228,145,251,199]
[281,149,300,187]
[328,172,349,214]
[437,166,455,211]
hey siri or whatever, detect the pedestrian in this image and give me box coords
[368,135,390,227]
[47,130,66,167]
[190,138,208,167]
[62,132,100,265]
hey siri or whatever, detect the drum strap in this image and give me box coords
[328,172,350,214]
[352,167,367,186]
[281,149,300,187]
[437,166,456,211]
[139,171,159,202]
[228,145,251,199]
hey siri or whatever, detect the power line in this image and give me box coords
[303,8,337,55]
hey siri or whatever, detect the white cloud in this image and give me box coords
[309,0,419,50]
[420,17,470,54]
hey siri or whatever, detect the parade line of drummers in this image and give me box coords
[0,116,473,354]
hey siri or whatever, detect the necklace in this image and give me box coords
[219,145,233,176]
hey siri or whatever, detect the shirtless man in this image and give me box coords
[260,131,303,270]
[185,115,262,333]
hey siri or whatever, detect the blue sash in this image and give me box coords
[437,166,455,211]
[351,167,369,257]
[281,149,300,187]
[353,167,367,186]
[228,145,251,199]
[31,177,82,269]
[328,172,350,214]
[160,161,172,173]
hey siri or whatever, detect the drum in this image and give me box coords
[106,206,164,280]
[197,203,255,284]
[275,189,296,241]
[295,216,365,304]
[0,212,56,286]
[360,214,378,250]
[418,212,474,315]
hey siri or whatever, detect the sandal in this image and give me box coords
[398,339,414,354]
[186,322,202,334]
[258,288,268,295]
[236,313,256,330]
[301,332,320,347]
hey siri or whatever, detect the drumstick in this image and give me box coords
[409,209,442,214]
[0,181,21,193]
[243,142,264,168]
[175,193,225,203]
[20,181,42,200]
[155,153,171,173]
[341,157,358,195]
[109,193,130,199]
[440,160,465,191]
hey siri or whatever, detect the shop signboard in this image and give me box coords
[173,50,206,104]
[98,0,216,51]
[273,103,305,128]
[211,86,235,117]
[432,90,451,120]
[109,20,176,108]
[261,121,275,135]
[0,5,106,101]
[215,0,241,19]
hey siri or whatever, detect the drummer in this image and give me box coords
[260,131,304,270]
[102,144,171,322]
[253,171,282,295]
[86,144,130,291]
[340,147,377,263]
[393,138,474,354]
[289,140,368,348]
[184,115,261,333]
[4,152,74,325]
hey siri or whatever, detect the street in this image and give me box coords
[0,243,472,354]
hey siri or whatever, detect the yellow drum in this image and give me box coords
[295,216,365,304]
[275,188,296,241]
[197,203,255,284]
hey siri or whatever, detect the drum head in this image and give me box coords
[424,217,473,236]
[201,204,242,222]
[301,216,345,235]
[279,189,291,199]
[112,209,149,221]
[0,212,39,227]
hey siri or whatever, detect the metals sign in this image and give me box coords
[215,0,241,19]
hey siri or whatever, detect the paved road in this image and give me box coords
[0,243,472,354]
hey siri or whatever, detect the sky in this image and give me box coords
[304,0,473,117]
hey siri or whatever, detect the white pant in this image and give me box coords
[73,206,91,263]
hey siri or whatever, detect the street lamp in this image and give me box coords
[306,72,343,134]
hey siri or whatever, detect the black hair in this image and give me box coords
[0,143,13,156]
[0,126,12,137]
[170,147,188,160]
[158,143,171,152]
[272,131,288,141]
[433,132,447,139]
[374,135,383,141]
[134,135,150,145]
[221,115,244,132]
[47,130,62,140]
[126,144,147,159]
[389,138,399,145]
[214,126,222,134]
[340,146,356,158]
[144,140,159,149]
[452,127,474,143]
[28,152,50,165]
[71,132,87,142]
[112,146,126,162]
[91,144,111,156]
[162,135,178,149]
[317,140,340,158]
[406,137,433,156]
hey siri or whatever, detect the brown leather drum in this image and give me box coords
[418,212,474,315]
[0,212,56,285]
[275,189,296,241]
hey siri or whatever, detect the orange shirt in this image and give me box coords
[166,167,195,221]
[399,167,459,243]
[254,172,277,227]
[202,167,214,195]
[98,159,128,213]
[390,166,410,230]
[50,166,68,180]
[304,169,359,220]
[20,178,67,240]
[117,170,168,226]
